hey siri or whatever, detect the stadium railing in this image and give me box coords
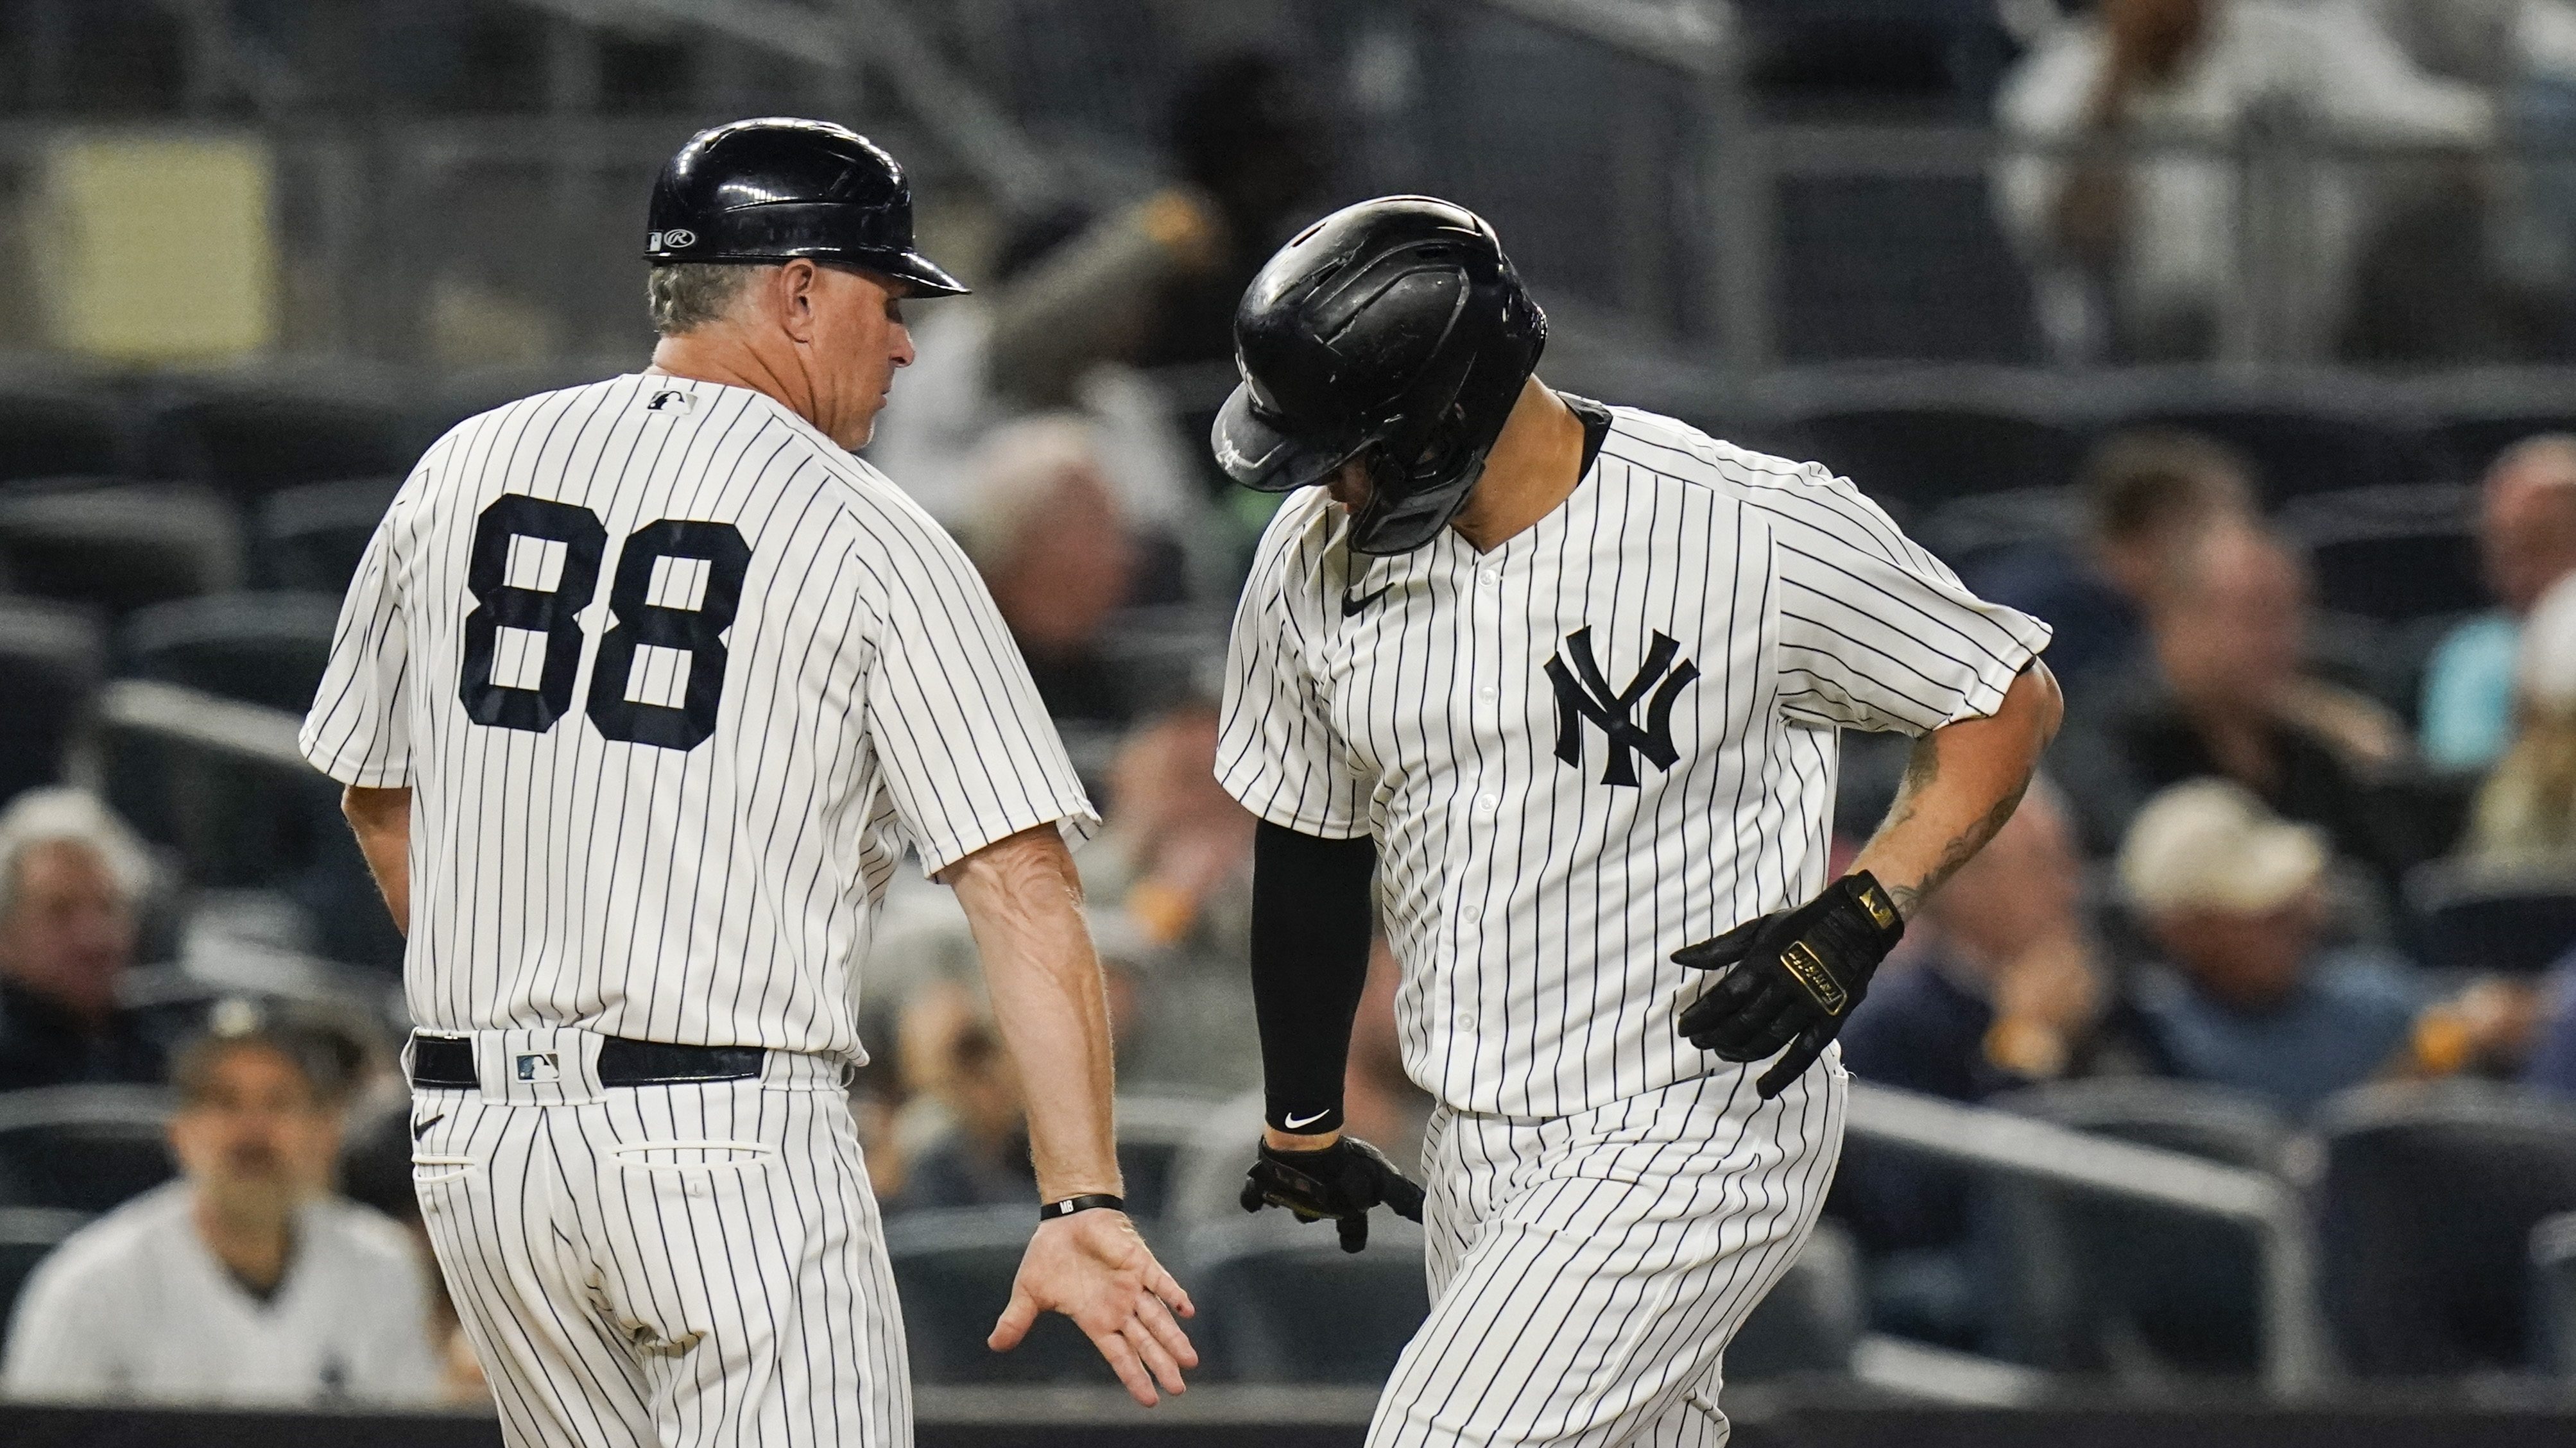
[1845,1079,2335,1398]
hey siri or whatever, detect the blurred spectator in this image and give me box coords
[984,51,1328,409]
[2117,780,2425,1115]
[1998,0,2493,362]
[1968,429,2256,694]
[954,416,1147,724]
[0,788,165,1092]
[1841,780,2135,1116]
[2422,436,2576,771]
[864,203,1215,566]
[2056,520,2450,888]
[1,1022,441,1405]
[2460,572,2576,865]
[888,989,1036,1214]
[1085,700,1263,1094]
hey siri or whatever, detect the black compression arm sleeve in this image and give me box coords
[1248,820,1378,1135]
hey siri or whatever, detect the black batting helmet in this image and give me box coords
[1212,196,1545,554]
[644,118,966,296]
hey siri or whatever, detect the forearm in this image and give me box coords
[341,785,413,934]
[1850,661,2063,919]
[945,825,1121,1200]
[1249,821,1377,1150]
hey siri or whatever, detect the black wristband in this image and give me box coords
[1037,1193,1124,1222]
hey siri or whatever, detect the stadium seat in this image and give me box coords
[884,1205,1104,1384]
[1984,1080,2293,1377]
[0,1207,89,1354]
[2113,405,2439,502]
[2426,413,2576,482]
[0,1086,175,1213]
[0,480,245,615]
[139,388,424,502]
[0,389,126,481]
[2279,484,2483,623]
[2404,862,2576,977]
[1187,1214,1430,1383]
[1919,486,2087,573]
[2534,1211,2576,1376]
[2314,1082,2576,1376]
[1775,179,2048,366]
[119,591,341,713]
[253,478,401,592]
[1782,406,2087,511]
[0,597,105,807]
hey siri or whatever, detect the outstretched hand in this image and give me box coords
[989,1210,1197,1406]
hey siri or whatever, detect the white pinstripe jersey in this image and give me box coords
[300,374,1095,1061]
[1217,399,2052,1118]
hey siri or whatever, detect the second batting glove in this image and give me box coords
[1675,872,1905,1098]
[1240,1137,1426,1253]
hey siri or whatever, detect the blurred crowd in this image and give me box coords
[9,8,2576,1414]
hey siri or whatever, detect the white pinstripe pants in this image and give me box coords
[408,1031,909,1447]
[1369,1055,1848,1448]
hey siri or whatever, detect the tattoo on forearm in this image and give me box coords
[1887,778,2029,919]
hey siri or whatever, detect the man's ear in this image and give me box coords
[774,258,821,345]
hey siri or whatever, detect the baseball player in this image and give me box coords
[1214,197,2063,1446]
[301,118,1195,1447]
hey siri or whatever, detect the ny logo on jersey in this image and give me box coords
[1545,627,1699,787]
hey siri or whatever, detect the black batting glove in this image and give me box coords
[1675,872,1905,1099]
[1240,1137,1426,1253]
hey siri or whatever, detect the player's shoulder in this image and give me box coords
[1594,403,1865,510]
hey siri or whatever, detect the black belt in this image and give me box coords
[410,1032,766,1089]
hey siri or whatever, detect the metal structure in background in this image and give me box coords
[0,0,2555,379]
[1847,1080,2335,1399]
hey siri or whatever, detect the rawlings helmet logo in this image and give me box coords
[649,228,697,250]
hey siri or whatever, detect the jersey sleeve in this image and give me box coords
[1215,495,1371,839]
[1762,472,2054,735]
[857,506,1099,877]
[299,479,418,787]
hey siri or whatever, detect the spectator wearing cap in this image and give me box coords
[2056,520,2453,890]
[0,788,166,1093]
[2117,779,2427,1115]
[1967,430,2257,697]
[1,1022,443,1406]
[2422,437,2576,772]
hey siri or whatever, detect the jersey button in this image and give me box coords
[1475,794,1498,813]
[1479,568,1503,588]
[1459,903,1482,922]
[1454,1009,1475,1030]
[1476,684,1497,700]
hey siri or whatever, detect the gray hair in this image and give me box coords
[646,262,770,337]
[0,788,152,926]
